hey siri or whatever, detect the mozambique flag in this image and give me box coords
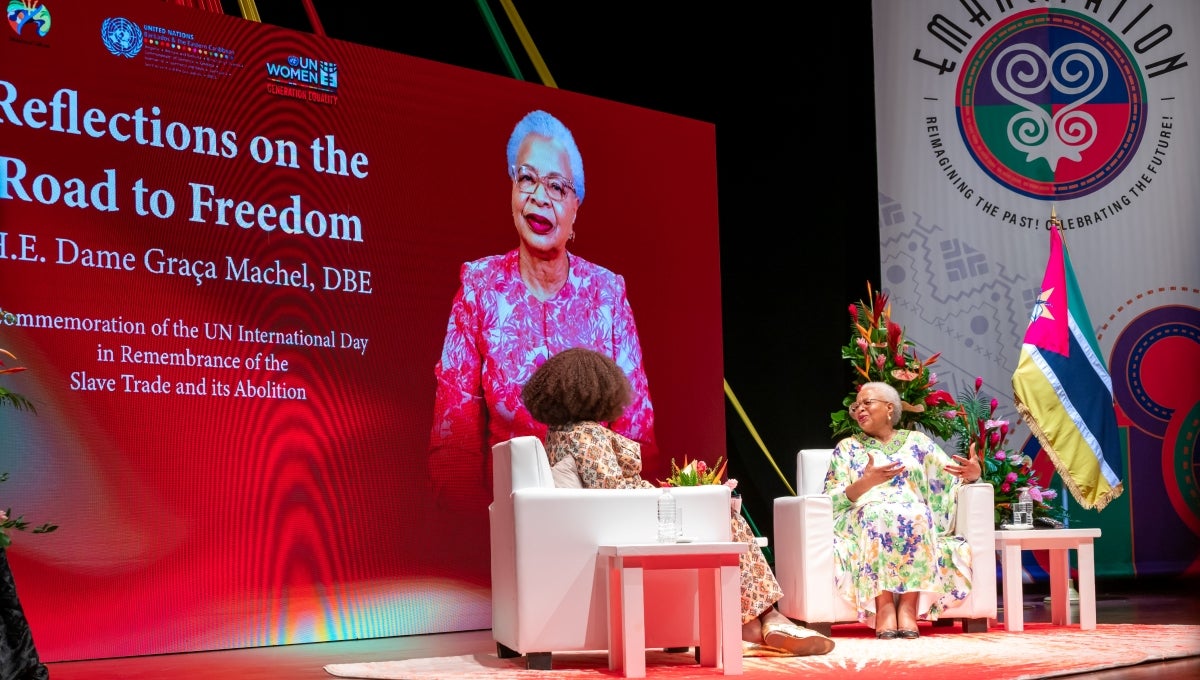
[1012,226,1123,510]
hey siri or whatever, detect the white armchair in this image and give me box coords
[773,447,997,635]
[489,435,735,669]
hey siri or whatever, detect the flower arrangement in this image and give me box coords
[950,376,1064,527]
[661,456,737,492]
[1,319,57,548]
[830,283,958,440]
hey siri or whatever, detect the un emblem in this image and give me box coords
[101,17,143,59]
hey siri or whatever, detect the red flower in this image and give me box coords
[975,376,984,391]
[925,390,954,406]
[887,321,902,354]
[848,303,857,319]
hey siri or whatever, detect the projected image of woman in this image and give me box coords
[428,109,656,514]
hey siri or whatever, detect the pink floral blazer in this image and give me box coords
[428,248,657,512]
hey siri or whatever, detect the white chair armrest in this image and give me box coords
[953,482,998,617]
[772,494,836,621]
[955,482,996,554]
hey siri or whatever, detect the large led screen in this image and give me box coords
[0,0,724,661]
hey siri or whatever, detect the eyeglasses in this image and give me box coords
[848,398,886,414]
[511,164,575,202]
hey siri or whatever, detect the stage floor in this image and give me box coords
[44,581,1200,679]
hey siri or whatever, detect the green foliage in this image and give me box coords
[830,283,958,441]
[949,378,1065,526]
[1,310,55,547]
[661,457,730,487]
[0,473,58,549]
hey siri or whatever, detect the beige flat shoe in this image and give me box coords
[761,621,835,656]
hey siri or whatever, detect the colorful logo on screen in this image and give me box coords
[265,55,339,105]
[101,16,142,58]
[955,9,1147,200]
[7,0,50,37]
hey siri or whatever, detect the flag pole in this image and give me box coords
[1050,205,1068,530]
[1043,204,1081,605]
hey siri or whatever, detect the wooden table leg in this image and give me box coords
[719,563,742,675]
[1048,547,1070,625]
[1077,541,1097,630]
[697,567,718,668]
[607,556,624,673]
[1001,543,1025,631]
[620,562,646,678]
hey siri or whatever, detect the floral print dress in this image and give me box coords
[545,421,783,624]
[823,429,973,622]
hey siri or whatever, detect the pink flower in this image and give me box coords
[1029,487,1044,502]
[975,376,984,391]
[990,432,1001,447]
[849,304,858,319]
[1000,422,1010,437]
[1041,488,1057,500]
[989,398,999,414]
[696,460,707,474]
[995,451,1007,461]
[875,354,886,368]
[725,479,738,490]
[1001,482,1011,493]
[1006,472,1018,482]
[857,337,869,352]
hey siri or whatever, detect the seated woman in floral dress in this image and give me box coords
[825,381,982,639]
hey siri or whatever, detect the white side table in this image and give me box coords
[599,542,747,678]
[993,527,1101,631]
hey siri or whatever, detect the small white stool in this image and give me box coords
[994,527,1101,631]
[600,542,747,677]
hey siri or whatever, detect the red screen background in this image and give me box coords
[0,0,723,661]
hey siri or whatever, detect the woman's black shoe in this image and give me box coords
[875,629,899,639]
[898,628,920,639]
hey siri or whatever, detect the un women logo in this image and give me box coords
[956,9,1147,200]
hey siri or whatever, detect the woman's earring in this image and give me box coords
[568,230,575,242]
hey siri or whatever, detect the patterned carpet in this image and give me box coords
[324,622,1200,679]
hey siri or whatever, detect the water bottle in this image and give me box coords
[657,487,677,543]
[1014,487,1034,527]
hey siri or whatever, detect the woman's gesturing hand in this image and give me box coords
[947,442,983,483]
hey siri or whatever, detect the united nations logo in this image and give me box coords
[101,16,143,58]
[956,8,1147,200]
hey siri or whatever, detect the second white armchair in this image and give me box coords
[773,447,997,635]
